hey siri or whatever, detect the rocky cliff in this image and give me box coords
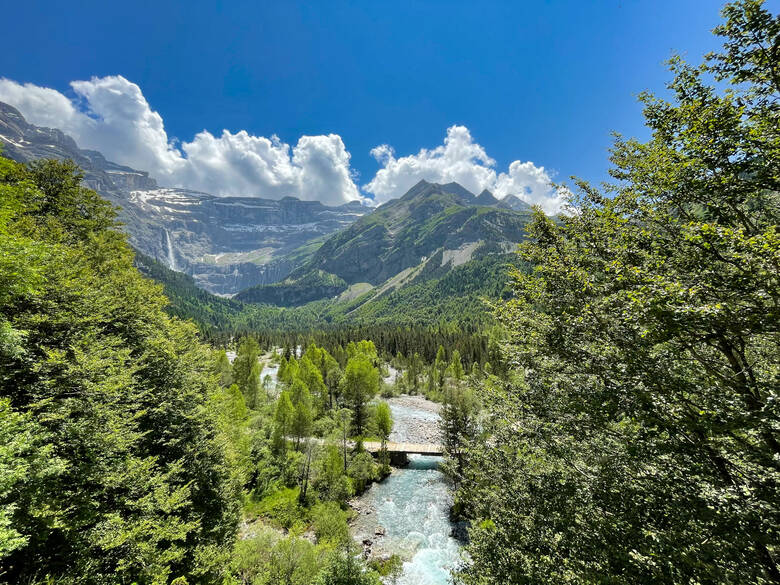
[124,188,366,293]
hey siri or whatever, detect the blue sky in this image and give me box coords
[2,0,773,209]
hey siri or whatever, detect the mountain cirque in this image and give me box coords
[0,102,368,294]
[122,188,367,294]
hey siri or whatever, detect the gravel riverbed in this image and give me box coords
[386,395,442,445]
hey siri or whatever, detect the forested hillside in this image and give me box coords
[134,243,517,337]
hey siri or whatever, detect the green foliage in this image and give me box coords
[233,521,379,585]
[236,270,348,306]
[456,3,780,583]
[347,452,378,495]
[335,408,353,473]
[299,355,328,413]
[374,402,393,474]
[0,399,63,560]
[315,545,382,585]
[340,354,380,435]
[346,340,378,360]
[133,250,248,333]
[231,526,280,585]
[450,349,464,380]
[233,336,263,409]
[253,487,308,529]
[311,502,350,546]
[265,534,323,585]
[234,529,324,585]
[440,383,480,487]
[212,383,254,487]
[369,554,403,583]
[214,349,233,387]
[273,391,295,455]
[313,445,353,503]
[374,402,393,442]
[0,156,241,583]
[290,379,314,449]
[247,360,264,407]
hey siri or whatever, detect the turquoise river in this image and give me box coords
[351,398,463,584]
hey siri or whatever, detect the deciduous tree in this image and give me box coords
[457,3,780,583]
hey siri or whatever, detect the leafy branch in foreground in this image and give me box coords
[0,158,242,583]
[453,2,779,584]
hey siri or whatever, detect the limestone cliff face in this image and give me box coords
[0,102,368,295]
[126,189,366,293]
[0,103,158,194]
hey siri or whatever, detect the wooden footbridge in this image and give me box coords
[362,441,443,459]
[362,441,443,465]
[295,437,444,464]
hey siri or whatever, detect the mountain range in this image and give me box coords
[0,100,537,327]
[0,102,367,294]
[235,179,532,307]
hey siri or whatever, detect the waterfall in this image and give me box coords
[164,229,178,271]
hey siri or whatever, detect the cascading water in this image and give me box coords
[164,229,177,271]
[351,397,463,584]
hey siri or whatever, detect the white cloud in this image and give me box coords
[494,160,568,214]
[0,76,360,205]
[0,77,566,212]
[364,125,567,213]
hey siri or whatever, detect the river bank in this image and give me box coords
[386,394,442,444]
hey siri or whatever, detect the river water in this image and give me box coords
[351,397,462,584]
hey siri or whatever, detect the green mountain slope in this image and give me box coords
[236,180,532,307]
[135,247,520,332]
[133,250,246,329]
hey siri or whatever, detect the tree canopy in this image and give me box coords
[454,2,780,583]
[0,156,242,583]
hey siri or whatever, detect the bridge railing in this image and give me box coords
[362,441,443,456]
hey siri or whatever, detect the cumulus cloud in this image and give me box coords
[364,125,567,214]
[0,76,361,205]
[494,160,568,214]
[0,77,566,212]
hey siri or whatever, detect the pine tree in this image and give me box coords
[450,349,464,380]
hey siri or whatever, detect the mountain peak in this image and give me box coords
[438,182,476,202]
[0,101,25,121]
[496,193,533,212]
[475,189,499,206]
[399,180,476,205]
